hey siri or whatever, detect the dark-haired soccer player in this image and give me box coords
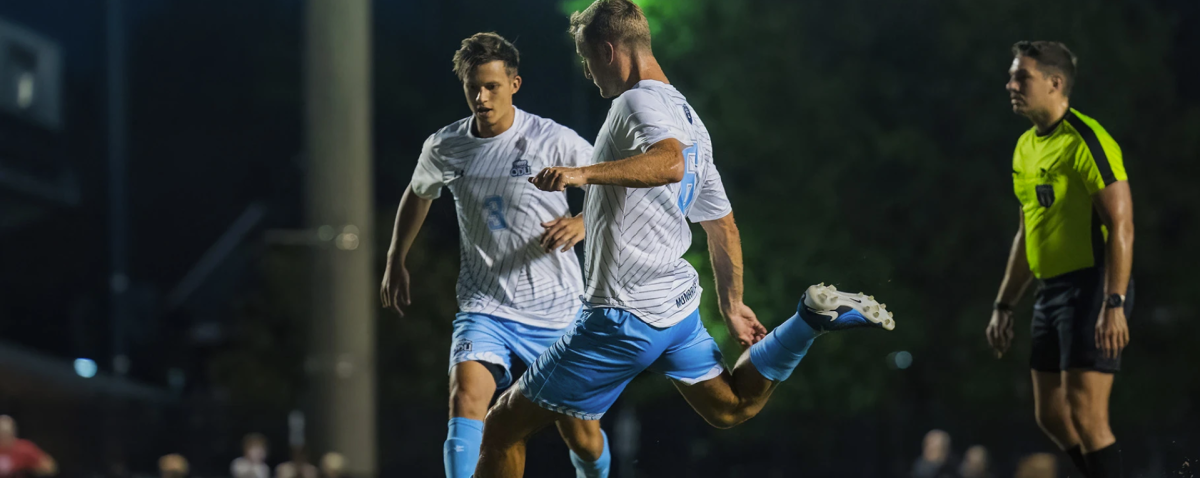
[475,2,895,476]
[380,32,609,478]
[988,41,1133,478]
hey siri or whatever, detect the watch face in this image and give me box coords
[1106,294,1123,308]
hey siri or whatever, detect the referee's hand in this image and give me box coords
[986,310,1014,358]
[1096,307,1130,359]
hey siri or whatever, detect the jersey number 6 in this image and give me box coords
[676,142,700,214]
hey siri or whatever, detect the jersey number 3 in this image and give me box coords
[676,142,700,214]
[484,196,508,230]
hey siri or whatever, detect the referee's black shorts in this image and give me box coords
[1030,267,1134,374]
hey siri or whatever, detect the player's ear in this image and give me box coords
[602,41,616,65]
[1049,73,1065,95]
[511,74,522,94]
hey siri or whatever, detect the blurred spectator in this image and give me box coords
[959,445,991,478]
[158,454,188,478]
[911,429,958,478]
[231,433,270,478]
[1015,453,1057,478]
[319,452,344,478]
[0,415,56,477]
[274,446,317,478]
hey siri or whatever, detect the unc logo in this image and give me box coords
[1035,184,1055,208]
[453,339,473,354]
[682,105,693,124]
[510,158,531,177]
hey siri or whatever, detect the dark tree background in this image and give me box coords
[0,0,1197,476]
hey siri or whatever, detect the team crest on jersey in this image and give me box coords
[453,339,473,354]
[1036,184,1055,208]
[510,158,531,177]
[682,105,693,124]
[511,136,531,176]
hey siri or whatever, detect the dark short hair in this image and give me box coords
[452,32,519,81]
[568,0,652,52]
[1012,41,1078,97]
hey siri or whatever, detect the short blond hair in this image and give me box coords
[569,0,651,52]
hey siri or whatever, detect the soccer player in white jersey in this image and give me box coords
[379,33,609,478]
[474,3,897,476]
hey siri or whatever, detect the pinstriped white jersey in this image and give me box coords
[582,80,732,327]
[411,108,592,329]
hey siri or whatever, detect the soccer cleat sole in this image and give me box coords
[804,283,896,331]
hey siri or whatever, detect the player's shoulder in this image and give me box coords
[516,108,587,144]
[1063,108,1122,164]
[612,82,675,113]
[1063,109,1118,145]
[424,117,476,154]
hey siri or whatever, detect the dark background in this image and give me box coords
[0,0,1197,476]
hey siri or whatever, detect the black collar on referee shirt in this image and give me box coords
[1035,112,1068,137]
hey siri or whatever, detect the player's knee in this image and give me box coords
[562,427,605,462]
[450,381,493,419]
[703,409,751,429]
[1033,404,1068,431]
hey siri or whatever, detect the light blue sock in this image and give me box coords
[749,312,819,381]
[444,417,483,478]
[569,429,611,478]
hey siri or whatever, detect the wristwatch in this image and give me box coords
[993,302,1012,312]
[1105,293,1125,308]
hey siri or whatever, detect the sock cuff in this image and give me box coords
[447,417,484,434]
[1086,442,1120,454]
[569,429,611,466]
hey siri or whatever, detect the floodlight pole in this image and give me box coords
[304,0,376,475]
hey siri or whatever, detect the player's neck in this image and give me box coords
[621,51,669,93]
[1031,101,1070,135]
[473,106,516,138]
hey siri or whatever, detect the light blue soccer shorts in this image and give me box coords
[516,307,725,420]
[448,312,572,389]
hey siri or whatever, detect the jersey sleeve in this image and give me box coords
[410,133,447,200]
[1071,124,1127,195]
[551,126,595,168]
[616,89,689,153]
[687,160,733,222]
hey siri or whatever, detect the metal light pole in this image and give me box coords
[304,0,376,475]
[107,0,129,378]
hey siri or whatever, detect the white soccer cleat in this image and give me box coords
[798,283,896,332]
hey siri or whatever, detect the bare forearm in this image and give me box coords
[702,214,744,309]
[1105,220,1133,296]
[1094,181,1134,296]
[996,228,1032,305]
[582,140,684,188]
[387,185,432,266]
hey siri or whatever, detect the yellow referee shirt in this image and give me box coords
[1012,108,1127,279]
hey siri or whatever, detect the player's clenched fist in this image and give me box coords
[530,167,586,191]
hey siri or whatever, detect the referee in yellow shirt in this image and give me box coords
[986,41,1133,478]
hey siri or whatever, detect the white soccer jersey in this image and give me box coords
[582,80,732,327]
[411,107,592,329]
